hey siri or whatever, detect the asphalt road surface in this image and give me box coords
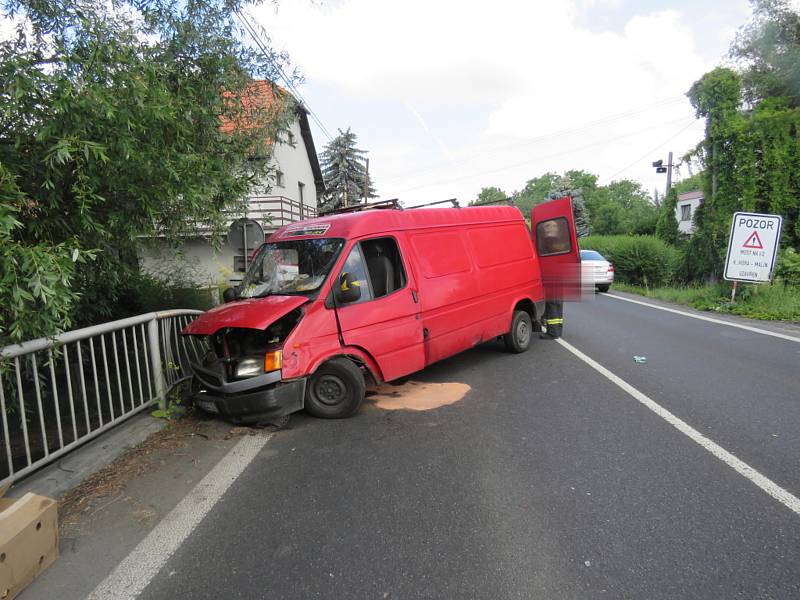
[90,293,800,599]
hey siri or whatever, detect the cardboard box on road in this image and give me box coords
[0,488,58,600]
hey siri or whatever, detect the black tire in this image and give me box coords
[305,358,365,419]
[597,284,610,293]
[503,310,533,353]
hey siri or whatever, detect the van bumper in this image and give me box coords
[190,365,305,424]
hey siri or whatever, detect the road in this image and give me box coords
[30,292,800,599]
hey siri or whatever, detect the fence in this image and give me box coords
[0,310,205,488]
[246,195,318,231]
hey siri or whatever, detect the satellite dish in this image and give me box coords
[227,218,264,253]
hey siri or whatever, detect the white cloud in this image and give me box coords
[251,0,726,204]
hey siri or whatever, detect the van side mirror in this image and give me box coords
[334,272,361,304]
[222,287,239,303]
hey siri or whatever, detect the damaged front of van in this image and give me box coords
[181,234,346,424]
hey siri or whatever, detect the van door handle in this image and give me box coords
[411,289,419,303]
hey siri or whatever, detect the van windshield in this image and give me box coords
[239,238,345,298]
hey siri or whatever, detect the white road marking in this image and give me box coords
[556,338,800,516]
[87,432,272,600]
[602,292,800,344]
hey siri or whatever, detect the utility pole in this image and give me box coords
[665,151,673,197]
[652,151,674,197]
[363,158,370,204]
[343,172,348,208]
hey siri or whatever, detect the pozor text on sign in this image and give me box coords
[723,212,783,283]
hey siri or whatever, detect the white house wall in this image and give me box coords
[140,117,320,287]
[676,197,703,235]
[267,120,318,208]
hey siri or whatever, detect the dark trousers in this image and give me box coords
[543,301,564,338]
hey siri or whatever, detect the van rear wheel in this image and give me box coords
[504,310,532,353]
[305,358,365,419]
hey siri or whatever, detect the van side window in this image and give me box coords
[361,237,407,298]
[535,217,572,256]
[339,245,373,304]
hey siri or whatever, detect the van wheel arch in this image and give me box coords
[512,299,541,332]
[305,357,366,419]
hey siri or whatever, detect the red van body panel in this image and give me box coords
[183,295,307,335]
[182,201,578,423]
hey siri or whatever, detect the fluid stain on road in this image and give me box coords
[367,381,471,411]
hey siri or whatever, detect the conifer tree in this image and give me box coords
[319,128,376,210]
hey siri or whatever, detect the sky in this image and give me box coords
[248,0,758,206]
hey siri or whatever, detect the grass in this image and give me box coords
[613,281,800,322]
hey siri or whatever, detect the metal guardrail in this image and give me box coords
[0,310,206,487]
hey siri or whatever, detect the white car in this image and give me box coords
[580,249,614,293]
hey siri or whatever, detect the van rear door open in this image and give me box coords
[531,197,581,301]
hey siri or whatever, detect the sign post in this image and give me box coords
[723,212,783,298]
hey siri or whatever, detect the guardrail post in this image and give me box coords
[147,317,167,409]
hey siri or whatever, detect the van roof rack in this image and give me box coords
[406,198,460,209]
[468,197,515,207]
[318,198,401,216]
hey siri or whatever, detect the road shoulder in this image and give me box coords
[603,290,800,338]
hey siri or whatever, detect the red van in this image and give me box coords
[182,198,579,423]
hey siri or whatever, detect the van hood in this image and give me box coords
[182,295,308,336]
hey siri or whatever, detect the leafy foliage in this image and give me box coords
[471,186,507,204]
[510,170,657,236]
[0,163,93,344]
[730,0,800,107]
[682,2,800,281]
[587,179,659,236]
[579,235,678,287]
[655,187,681,245]
[319,128,376,210]
[0,0,295,341]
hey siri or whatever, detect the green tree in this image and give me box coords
[472,186,507,204]
[674,172,705,195]
[730,0,800,107]
[586,179,658,236]
[655,187,680,245]
[319,128,376,210]
[513,172,562,214]
[0,0,295,340]
[686,67,746,281]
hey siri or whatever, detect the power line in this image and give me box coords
[380,96,688,183]
[235,10,334,142]
[600,118,701,184]
[391,116,699,195]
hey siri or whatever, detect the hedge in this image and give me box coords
[579,235,678,287]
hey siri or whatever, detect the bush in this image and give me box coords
[115,271,217,317]
[579,235,678,287]
[775,248,800,287]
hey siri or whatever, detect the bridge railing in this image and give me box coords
[0,309,206,487]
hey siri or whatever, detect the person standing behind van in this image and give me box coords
[538,219,567,340]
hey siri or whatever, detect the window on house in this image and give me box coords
[680,204,691,221]
[275,171,284,187]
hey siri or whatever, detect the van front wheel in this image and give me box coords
[504,310,532,353]
[305,358,365,419]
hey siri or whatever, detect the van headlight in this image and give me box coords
[235,357,264,378]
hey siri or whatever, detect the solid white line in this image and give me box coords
[87,432,272,600]
[556,338,800,516]
[602,292,800,344]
